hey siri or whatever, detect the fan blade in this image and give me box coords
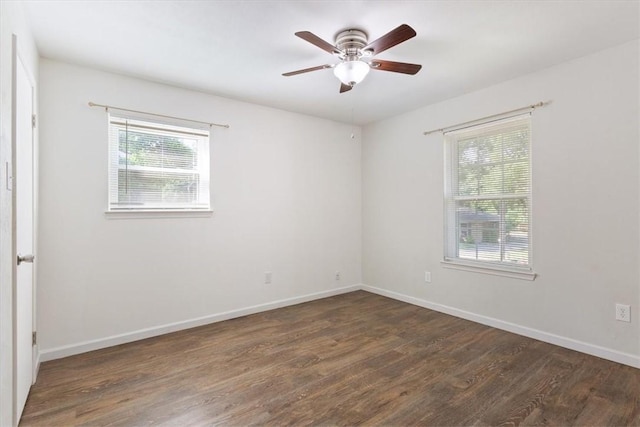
[282,64,334,76]
[295,31,341,55]
[370,59,422,75]
[363,24,417,55]
[340,83,353,93]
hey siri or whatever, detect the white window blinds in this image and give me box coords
[444,114,531,269]
[108,114,210,211]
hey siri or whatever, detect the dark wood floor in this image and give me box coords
[21,291,640,426]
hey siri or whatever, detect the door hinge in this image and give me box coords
[32,331,36,346]
[32,114,36,129]
[5,162,12,191]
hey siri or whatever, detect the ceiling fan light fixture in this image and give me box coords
[284,25,420,93]
[333,60,370,86]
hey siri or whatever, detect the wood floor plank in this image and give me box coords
[20,291,640,426]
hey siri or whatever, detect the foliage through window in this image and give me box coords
[108,114,210,211]
[444,114,531,270]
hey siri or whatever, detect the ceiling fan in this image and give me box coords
[283,24,422,93]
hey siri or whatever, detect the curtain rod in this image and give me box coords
[88,102,230,129]
[423,101,550,136]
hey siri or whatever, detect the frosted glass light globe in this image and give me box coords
[333,60,370,86]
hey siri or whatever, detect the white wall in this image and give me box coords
[37,60,361,357]
[0,2,39,425]
[36,40,640,369]
[362,40,640,366]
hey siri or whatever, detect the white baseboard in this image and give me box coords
[39,283,640,370]
[361,284,640,369]
[39,285,360,362]
[32,345,40,384]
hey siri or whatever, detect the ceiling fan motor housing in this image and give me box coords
[335,29,370,60]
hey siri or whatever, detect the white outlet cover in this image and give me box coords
[615,304,631,322]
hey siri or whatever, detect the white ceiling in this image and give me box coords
[23,1,639,125]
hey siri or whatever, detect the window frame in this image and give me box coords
[106,112,212,216]
[442,114,535,280]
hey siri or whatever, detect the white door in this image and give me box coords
[15,53,35,421]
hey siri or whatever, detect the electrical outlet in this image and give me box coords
[615,304,630,322]
[264,271,272,285]
[424,271,431,283]
[335,271,340,281]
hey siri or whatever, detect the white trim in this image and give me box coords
[37,284,639,370]
[361,285,640,369]
[107,112,212,213]
[32,347,39,384]
[441,260,536,281]
[443,115,533,274]
[104,209,213,219]
[38,285,360,362]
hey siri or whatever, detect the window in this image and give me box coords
[444,114,532,275]
[108,114,210,212]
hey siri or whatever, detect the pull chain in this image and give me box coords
[350,106,355,139]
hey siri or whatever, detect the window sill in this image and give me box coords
[105,209,213,219]
[441,259,536,281]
